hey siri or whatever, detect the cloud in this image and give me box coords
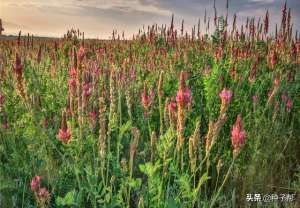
[1,0,299,38]
[3,0,171,16]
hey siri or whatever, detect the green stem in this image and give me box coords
[106,132,111,185]
[159,96,163,136]
[209,159,235,208]
[128,155,134,207]
[118,89,122,126]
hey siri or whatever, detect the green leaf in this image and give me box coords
[167,198,180,208]
[56,190,77,206]
[128,178,142,188]
[193,173,210,195]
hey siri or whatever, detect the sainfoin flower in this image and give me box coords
[93,66,101,77]
[31,175,41,191]
[270,51,277,69]
[13,53,23,76]
[77,46,85,65]
[83,82,92,97]
[58,128,71,143]
[141,81,154,110]
[219,88,233,104]
[176,71,191,108]
[97,48,105,55]
[38,187,50,198]
[30,176,50,204]
[89,108,97,128]
[89,109,97,122]
[168,98,177,111]
[69,68,77,78]
[176,87,191,108]
[231,114,246,157]
[58,111,71,143]
[130,67,136,80]
[252,95,258,104]
[0,93,4,106]
[68,79,76,91]
[281,93,287,102]
[286,98,293,111]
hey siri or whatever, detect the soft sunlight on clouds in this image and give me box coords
[0,0,299,38]
[2,0,171,16]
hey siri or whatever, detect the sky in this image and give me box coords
[0,0,299,39]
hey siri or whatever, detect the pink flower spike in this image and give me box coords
[219,88,233,104]
[68,79,76,88]
[168,98,177,111]
[38,187,50,198]
[150,88,155,100]
[93,67,101,76]
[83,83,92,97]
[184,88,191,107]
[176,89,184,105]
[252,95,258,103]
[69,68,77,78]
[176,87,191,108]
[141,82,152,110]
[0,93,5,106]
[31,176,41,192]
[77,46,85,64]
[231,115,246,152]
[58,128,71,143]
[286,98,293,111]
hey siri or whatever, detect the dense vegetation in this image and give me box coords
[0,2,300,207]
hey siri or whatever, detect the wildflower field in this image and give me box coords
[0,2,300,208]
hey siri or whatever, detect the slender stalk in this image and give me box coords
[209,159,235,208]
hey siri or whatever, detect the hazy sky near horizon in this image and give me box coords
[0,0,299,38]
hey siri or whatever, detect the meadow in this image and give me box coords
[0,2,300,207]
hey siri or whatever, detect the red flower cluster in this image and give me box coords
[141,81,154,110]
[231,115,246,156]
[30,176,50,204]
[58,111,71,144]
[176,71,191,109]
[83,82,92,98]
[77,46,85,66]
[13,53,23,76]
[31,175,41,191]
[219,88,233,104]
